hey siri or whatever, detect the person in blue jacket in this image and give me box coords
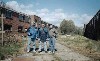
[38,24,49,53]
[27,23,38,53]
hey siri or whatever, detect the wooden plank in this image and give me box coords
[0,31,5,33]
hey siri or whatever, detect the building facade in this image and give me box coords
[0,1,58,34]
[0,1,30,33]
[84,10,100,40]
[30,15,41,25]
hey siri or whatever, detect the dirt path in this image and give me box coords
[55,43,91,61]
[1,39,91,61]
[12,42,91,61]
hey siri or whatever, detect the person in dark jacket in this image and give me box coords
[27,23,38,53]
[38,24,49,53]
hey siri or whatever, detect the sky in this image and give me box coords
[3,0,100,27]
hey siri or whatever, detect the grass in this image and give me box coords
[0,43,21,60]
[0,41,23,60]
[58,35,100,60]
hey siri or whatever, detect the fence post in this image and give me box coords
[1,14,4,46]
[0,14,5,46]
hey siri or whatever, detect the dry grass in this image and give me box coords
[58,35,100,60]
[0,36,26,60]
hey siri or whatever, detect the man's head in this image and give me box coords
[38,23,41,27]
[50,25,53,29]
[42,24,45,28]
[32,22,36,27]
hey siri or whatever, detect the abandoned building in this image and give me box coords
[84,10,100,40]
[0,2,31,33]
[30,15,41,26]
[0,1,57,34]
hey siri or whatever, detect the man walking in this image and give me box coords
[27,23,38,53]
[38,24,49,53]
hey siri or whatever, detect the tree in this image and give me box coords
[74,26,83,35]
[60,19,75,34]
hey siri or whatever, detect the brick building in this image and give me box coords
[0,1,58,34]
[0,1,31,33]
[30,15,41,25]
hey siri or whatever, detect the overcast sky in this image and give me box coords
[3,0,100,27]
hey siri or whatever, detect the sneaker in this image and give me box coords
[48,51,51,53]
[38,51,42,53]
[27,50,30,53]
[45,51,48,53]
[52,51,55,54]
[33,50,36,53]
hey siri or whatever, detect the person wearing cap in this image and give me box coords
[26,22,38,53]
[49,25,57,53]
[38,24,49,53]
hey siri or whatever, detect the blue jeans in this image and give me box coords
[38,41,47,51]
[31,38,36,51]
[27,36,31,51]
[27,37,36,51]
[49,37,56,52]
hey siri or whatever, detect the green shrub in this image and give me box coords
[0,43,22,60]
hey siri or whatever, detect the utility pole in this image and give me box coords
[2,14,3,46]
[0,14,5,46]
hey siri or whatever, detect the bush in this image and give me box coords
[0,43,22,60]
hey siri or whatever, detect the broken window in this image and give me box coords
[5,10,12,19]
[19,14,24,21]
[25,16,29,23]
[18,26,23,33]
[4,24,12,31]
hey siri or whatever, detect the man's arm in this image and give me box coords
[27,27,32,36]
[47,28,50,38]
[37,28,41,38]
